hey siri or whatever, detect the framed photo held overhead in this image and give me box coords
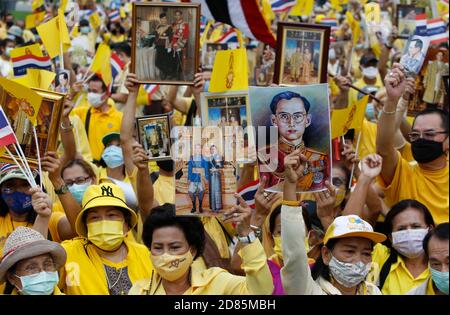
[396,5,426,39]
[0,88,65,168]
[131,2,201,85]
[273,22,330,86]
[136,113,172,161]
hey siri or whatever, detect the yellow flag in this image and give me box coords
[364,3,381,24]
[90,43,112,87]
[10,43,43,59]
[330,0,348,12]
[12,68,55,90]
[209,48,248,92]
[120,7,126,19]
[290,0,314,17]
[331,95,369,139]
[32,0,44,11]
[70,25,79,38]
[261,0,275,23]
[36,10,71,59]
[60,0,69,11]
[0,77,43,126]
[89,12,102,30]
[25,12,46,29]
[346,11,361,45]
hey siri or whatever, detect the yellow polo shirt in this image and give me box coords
[59,238,153,295]
[368,243,430,295]
[153,174,175,205]
[377,152,449,224]
[72,103,123,162]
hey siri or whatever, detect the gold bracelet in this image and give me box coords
[382,108,396,115]
[282,200,301,206]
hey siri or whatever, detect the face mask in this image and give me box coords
[355,44,364,50]
[334,188,346,207]
[68,180,91,204]
[102,145,124,169]
[151,250,193,282]
[365,103,376,121]
[362,66,378,79]
[16,271,59,295]
[87,220,125,251]
[2,191,33,215]
[328,255,371,288]
[87,92,105,108]
[329,49,336,60]
[411,139,445,163]
[430,267,449,295]
[391,228,428,259]
[5,47,13,58]
[80,26,90,34]
[273,236,283,259]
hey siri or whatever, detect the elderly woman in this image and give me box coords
[0,227,66,295]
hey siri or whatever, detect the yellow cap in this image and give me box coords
[75,183,138,237]
[323,215,386,245]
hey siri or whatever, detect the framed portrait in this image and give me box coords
[396,5,426,39]
[249,84,332,193]
[273,22,330,85]
[173,126,239,217]
[136,114,172,161]
[201,43,228,70]
[254,43,276,86]
[400,35,430,76]
[131,2,200,85]
[0,88,65,168]
[398,0,438,18]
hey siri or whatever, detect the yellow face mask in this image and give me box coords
[151,250,193,282]
[87,220,125,251]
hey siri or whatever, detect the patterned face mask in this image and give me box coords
[328,255,371,288]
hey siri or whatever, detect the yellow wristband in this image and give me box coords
[282,200,301,206]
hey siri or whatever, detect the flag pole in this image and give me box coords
[12,143,37,188]
[60,40,64,71]
[5,147,34,187]
[32,126,43,189]
[348,130,362,190]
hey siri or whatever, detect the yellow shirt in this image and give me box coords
[57,115,93,163]
[72,103,123,161]
[153,174,175,205]
[377,152,449,224]
[368,243,430,295]
[59,238,153,295]
[349,76,383,107]
[129,239,273,295]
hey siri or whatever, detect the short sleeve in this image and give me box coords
[49,212,66,243]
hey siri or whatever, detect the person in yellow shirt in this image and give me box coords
[152,160,175,205]
[129,203,274,295]
[58,183,153,295]
[408,223,449,295]
[0,227,66,295]
[72,75,123,163]
[377,63,449,225]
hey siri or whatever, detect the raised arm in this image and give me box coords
[132,143,154,219]
[59,97,77,165]
[30,187,52,238]
[376,63,407,185]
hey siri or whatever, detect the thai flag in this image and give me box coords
[319,18,339,32]
[0,108,16,147]
[11,54,52,77]
[237,179,259,209]
[414,13,428,36]
[427,18,449,45]
[144,84,159,103]
[216,29,238,43]
[270,0,297,13]
[110,52,125,82]
[200,15,207,34]
[109,10,120,22]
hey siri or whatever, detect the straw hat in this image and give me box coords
[0,227,66,283]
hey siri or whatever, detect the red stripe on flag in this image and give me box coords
[240,0,277,48]
[11,54,51,63]
[0,134,16,147]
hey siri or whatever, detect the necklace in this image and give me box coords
[104,246,127,295]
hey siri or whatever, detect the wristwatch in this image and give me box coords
[250,225,263,241]
[54,184,69,195]
[237,231,257,244]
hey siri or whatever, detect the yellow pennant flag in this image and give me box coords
[25,11,46,29]
[331,95,369,139]
[0,77,43,126]
[32,0,44,11]
[364,3,381,24]
[120,7,126,19]
[90,43,112,87]
[36,10,71,58]
[346,11,361,45]
[261,0,275,23]
[10,43,44,59]
[29,69,56,90]
[60,0,69,11]
[89,12,102,30]
[290,0,314,17]
[330,0,348,12]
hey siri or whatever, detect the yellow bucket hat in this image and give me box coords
[75,183,138,237]
[323,215,386,245]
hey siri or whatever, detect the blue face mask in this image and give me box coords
[365,103,376,121]
[80,26,90,34]
[16,271,59,295]
[102,145,124,169]
[68,181,91,205]
[430,267,449,295]
[1,191,33,215]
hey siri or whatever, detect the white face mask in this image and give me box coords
[328,255,371,288]
[362,66,378,79]
[391,228,429,259]
[87,92,105,107]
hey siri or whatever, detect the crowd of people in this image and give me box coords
[0,0,448,296]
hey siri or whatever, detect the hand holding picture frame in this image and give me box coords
[273,22,330,85]
[131,2,200,85]
[136,114,172,161]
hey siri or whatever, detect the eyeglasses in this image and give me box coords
[65,176,91,187]
[407,130,448,142]
[332,177,346,187]
[276,112,307,124]
[17,261,57,276]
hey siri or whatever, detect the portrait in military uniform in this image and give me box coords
[274,23,330,86]
[400,36,430,75]
[136,114,172,161]
[131,2,200,85]
[249,85,331,193]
